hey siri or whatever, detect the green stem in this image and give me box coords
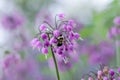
[116,40,120,67]
[50,47,60,80]
[47,33,60,80]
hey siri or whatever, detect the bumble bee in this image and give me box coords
[57,35,64,47]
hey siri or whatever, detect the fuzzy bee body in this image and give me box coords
[57,35,64,47]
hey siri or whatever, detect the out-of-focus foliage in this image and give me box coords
[14,0,55,21]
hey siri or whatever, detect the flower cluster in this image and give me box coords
[79,41,115,65]
[88,42,115,65]
[1,53,54,80]
[31,14,81,60]
[81,66,120,80]
[48,48,79,71]
[2,53,21,69]
[108,16,120,39]
[1,12,24,30]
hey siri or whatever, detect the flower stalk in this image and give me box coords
[31,13,81,80]
[116,40,120,67]
[48,33,60,80]
[51,46,60,80]
[108,16,120,67]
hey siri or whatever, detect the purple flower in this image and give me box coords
[53,30,60,37]
[1,12,24,30]
[118,68,120,73]
[70,18,83,32]
[2,53,21,69]
[68,44,74,51]
[69,31,75,40]
[66,25,72,31]
[31,38,39,46]
[108,26,119,38]
[2,55,46,80]
[56,47,64,55]
[117,77,120,80]
[108,16,120,39]
[30,38,42,49]
[109,69,115,76]
[41,47,48,54]
[49,37,57,44]
[113,16,120,25]
[68,19,75,26]
[74,32,80,39]
[39,24,47,31]
[103,77,108,80]
[44,40,50,47]
[81,66,120,80]
[97,70,102,76]
[85,41,115,65]
[31,14,81,58]
[40,33,48,40]
[57,13,65,19]
[88,77,93,80]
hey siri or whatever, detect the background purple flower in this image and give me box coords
[108,17,120,39]
[88,42,115,65]
[113,16,120,25]
[81,66,120,80]
[1,12,24,30]
[78,41,115,65]
[1,53,54,80]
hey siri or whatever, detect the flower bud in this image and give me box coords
[41,47,48,54]
[58,13,65,19]
[109,69,115,76]
[41,33,48,40]
[114,16,120,25]
[53,30,60,37]
[39,24,46,31]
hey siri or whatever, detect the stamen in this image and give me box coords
[35,33,41,38]
[55,15,58,29]
[43,21,54,30]
[58,21,68,29]
[89,71,97,77]
[63,56,69,64]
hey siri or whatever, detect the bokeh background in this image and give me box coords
[0,0,119,80]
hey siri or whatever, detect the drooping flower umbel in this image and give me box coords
[1,53,54,80]
[78,41,115,65]
[31,13,81,60]
[87,41,115,65]
[108,16,120,39]
[1,12,24,30]
[81,66,120,80]
[108,16,120,67]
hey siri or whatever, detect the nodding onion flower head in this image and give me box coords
[1,12,24,30]
[108,16,120,39]
[31,13,81,61]
[1,54,52,80]
[2,53,21,69]
[81,66,120,80]
[114,16,120,25]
